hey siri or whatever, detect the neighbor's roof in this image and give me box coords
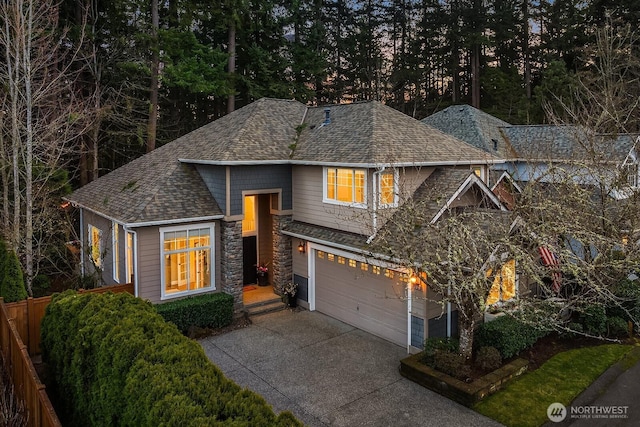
[421,105,512,158]
[501,125,638,163]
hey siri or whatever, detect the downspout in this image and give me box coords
[407,279,412,353]
[367,167,386,244]
[79,207,85,277]
[123,225,139,298]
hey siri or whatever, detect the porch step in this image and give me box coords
[245,298,286,317]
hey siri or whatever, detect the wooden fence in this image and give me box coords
[0,283,134,427]
[4,283,134,356]
[1,299,62,427]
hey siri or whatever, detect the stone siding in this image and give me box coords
[272,215,293,294]
[221,220,243,310]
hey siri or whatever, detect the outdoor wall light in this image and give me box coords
[410,274,421,291]
[297,241,306,254]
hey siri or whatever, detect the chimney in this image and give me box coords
[323,107,331,125]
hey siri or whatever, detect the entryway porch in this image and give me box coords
[243,284,286,316]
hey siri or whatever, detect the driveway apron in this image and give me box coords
[199,310,502,427]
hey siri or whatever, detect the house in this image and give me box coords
[67,98,508,351]
[422,104,640,199]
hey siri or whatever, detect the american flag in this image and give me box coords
[538,246,562,293]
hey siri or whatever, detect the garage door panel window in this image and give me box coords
[324,168,366,207]
[161,225,214,298]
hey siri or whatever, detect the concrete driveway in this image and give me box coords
[199,310,501,427]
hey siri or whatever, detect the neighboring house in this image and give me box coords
[67,98,507,352]
[423,104,640,199]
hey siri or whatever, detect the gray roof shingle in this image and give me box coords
[68,98,499,224]
[421,105,512,158]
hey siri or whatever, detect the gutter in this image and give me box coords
[178,158,505,167]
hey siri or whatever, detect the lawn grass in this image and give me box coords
[473,344,633,427]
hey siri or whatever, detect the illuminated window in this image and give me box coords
[113,223,120,283]
[384,269,394,279]
[88,224,102,268]
[317,251,325,259]
[349,259,357,268]
[360,262,368,271]
[242,195,256,234]
[161,225,214,299]
[337,256,346,265]
[486,259,516,305]
[379,170,398,207]
[372,266,381,275]
[126,232,134,283]
[325,168,366,206]
[327,253,335,262]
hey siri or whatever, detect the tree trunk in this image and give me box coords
[458,315,475,359]
[227,20,236,114]
[146,0,159,153]
[523,0,531,99]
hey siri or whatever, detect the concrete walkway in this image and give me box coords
[199,310,501,427]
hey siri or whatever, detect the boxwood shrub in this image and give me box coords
[40,290,300,427]
[475,315,549,359]
[155,292,234,333]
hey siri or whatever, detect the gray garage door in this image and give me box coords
[314,250,408,347]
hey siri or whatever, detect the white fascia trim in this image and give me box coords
[179,158,505,167]
[491,171,523,193]
[430,173,507,224]
[282,230,406,267]
[64,201,224,228]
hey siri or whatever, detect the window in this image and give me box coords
[126,232,134,284]
[161,225,214,298]
[337,256,346,265]
[384,268,394,279]
[112,223,120,283]
[88,224,102,268]
[625,163,638,188]
[327,253,335,262]
[242,195,256,234]
[378,170,398,207]
[324,168,366,206]
[360,262,368,271]
[372,266,381,275]
[317,251,325,259]
[486,259,516,305]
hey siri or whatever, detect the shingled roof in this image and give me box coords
[68,98,498,224]
[421,105,512,158]
[295,102,496,165]
[67,144,222,225]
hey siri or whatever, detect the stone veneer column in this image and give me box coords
[221,220,243,311]
[272,214,292,294]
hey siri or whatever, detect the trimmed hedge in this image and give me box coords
[155,292,234,333]
[0,239,28,302]
[41,290,301,427]
[476,315,549,359]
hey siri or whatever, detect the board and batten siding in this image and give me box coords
[135,221,222,304]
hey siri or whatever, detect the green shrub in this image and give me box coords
[607,316,629,338]
[421,337,459,365]
[608,279,640,324]
[476,346,502,371]
[433,349,471,380]
[578,304,607,336]
[475,315,548,359]
[155,292,234,333]
[41,291,301,427]
[0,240,28,302]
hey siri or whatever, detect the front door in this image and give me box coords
[242,195,258,285]
[243,236,257,284]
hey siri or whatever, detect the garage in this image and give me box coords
[312,248,408,347]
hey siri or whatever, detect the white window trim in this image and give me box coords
[160,223,216,301]
[88,224,102,268]
[378,168,399,208]
[112,222,120,283]
[322,167,368,208]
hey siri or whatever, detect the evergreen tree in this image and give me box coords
[0,240,27,303]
